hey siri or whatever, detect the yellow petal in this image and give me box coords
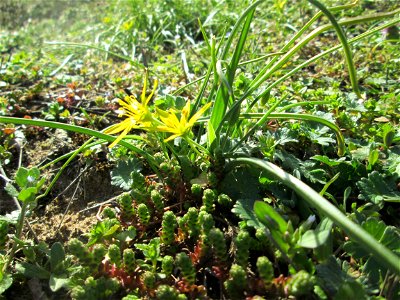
[160,113,180,129]
[104,118,133,134]
[164,134,180,142]
[189,102,212,126]
[108,124,132,148]
[156,107,170,118]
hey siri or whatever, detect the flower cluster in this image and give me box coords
[105,71,211,147]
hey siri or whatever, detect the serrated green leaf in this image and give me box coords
[316,257,353,297]
[334,280,367,300]
[116,227,137,243]
[357,171,400,204]
[379,226,400,254]
[111,158,142,190]
[231,199,264,229]
[220,166,261,201]
[362,218,386,241]
[135,238,160,262]
[343,217,400,281]
[311,155,343,167]
[87,219,120,246]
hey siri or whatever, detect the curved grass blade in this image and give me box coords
[307,0,361,98]
[0,117,152,160]
[229,158,400,275]
[209,0,262,146]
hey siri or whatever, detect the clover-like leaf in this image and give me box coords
[110,158,142,190]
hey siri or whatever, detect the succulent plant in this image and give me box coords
[137,203,150,225]
[176,252,196,285]
[161,211,177,245]
[224,264,247,300]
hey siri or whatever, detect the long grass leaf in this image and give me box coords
[0,117,149,158]
[229,158,400,275]
[307,0,361,97]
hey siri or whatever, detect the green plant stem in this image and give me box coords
[36,137,94,201]
[185,137,209,156]
[230,157,400,275]
[2,201,28,273]
[38,134,146,170]
[230,95,288,152]
[277,100,329,112]
[39,140,105,169]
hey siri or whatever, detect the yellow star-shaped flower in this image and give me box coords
[105,73,158,148]
[156,101,212,142]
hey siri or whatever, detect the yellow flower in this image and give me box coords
[156,101,212,142]
[105,73,158,148]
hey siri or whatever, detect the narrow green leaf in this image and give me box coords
[50,242,65,272]
[298,229,331,249]
[307,0,361,98]
[253,201,287,234]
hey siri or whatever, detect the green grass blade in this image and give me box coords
[254,17,400,103]
[0,117,149,157]
[230,158,400,275]
[209,1,262,144]
[244,9,400,106]
[222,15,400,130]
[250,1,358,89]
[307,0,361,98]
